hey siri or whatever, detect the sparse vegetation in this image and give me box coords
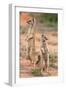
[31,68,43,76]
[39,13,58,24]
[49,53,57,62]
[49,53,57,68]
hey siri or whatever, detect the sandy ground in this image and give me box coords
[20,59,58,78]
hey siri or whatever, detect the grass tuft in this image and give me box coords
[31,68,43,76]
